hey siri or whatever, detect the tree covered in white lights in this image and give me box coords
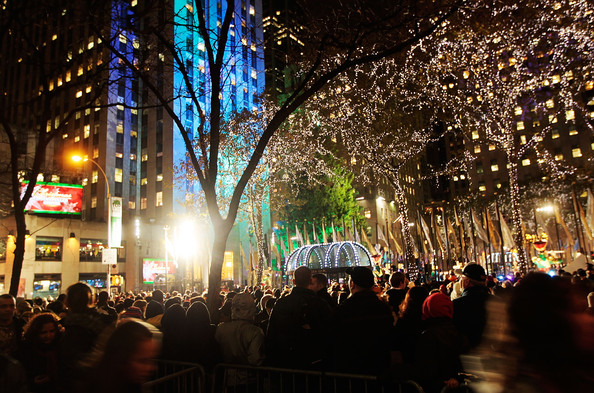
[410,0,594,271]
[95,0,464,307]
[284,61,453,273]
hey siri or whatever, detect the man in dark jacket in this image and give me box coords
[266,266,331,369]
[452,263,492,349]
[311,273,337,312]
[59,283,108,392]
[0,294,23,358]
[332,267,393,376]
[385,271,408,312]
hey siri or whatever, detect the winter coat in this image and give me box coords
[452,285,492,349]
[332,290,393,376]
[266,287,331,369]
[215,320,264,366]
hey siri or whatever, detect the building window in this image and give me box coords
[474,145,481,153]
[92,171,98,183]
[522,158,531,166]
[91,196,97,208]
[490,161,499,172]
[552,128,560,139]
[569,127,578,136]
[79,239,107,262]
[520,135,527,145]
[488,144,496,151]
[478,182,486,192]
[140,198,147,210]
[129,200,136,209]
[35,237,62,261]
[156,191,163,206]
[472,130,479,140]
[516,121,524,131]
[572,147,582,158]
[566,110,575,121]
[115,168,123,183]
[554,153,563,161]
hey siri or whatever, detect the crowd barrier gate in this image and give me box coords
[211,363,425,393]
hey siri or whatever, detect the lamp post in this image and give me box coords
[72,155,112,293]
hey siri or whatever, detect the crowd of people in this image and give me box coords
[1,263,593,393]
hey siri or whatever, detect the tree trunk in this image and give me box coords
[9,211,27,296]
[392,176,416,276]
[507,156,528,273]
[206,223,233,313]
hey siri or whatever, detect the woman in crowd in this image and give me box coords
[19,312,63,393]
[391,286,429,364]
[83,319,161,393]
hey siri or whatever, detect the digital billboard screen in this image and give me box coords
[21,182,83,215]
[142,258,176,284]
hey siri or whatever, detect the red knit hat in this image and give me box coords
[422,292,453,320]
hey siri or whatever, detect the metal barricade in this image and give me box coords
[145,360,206,393]
[212,363,424,393]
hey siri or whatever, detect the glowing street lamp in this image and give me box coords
[72,154,114,293]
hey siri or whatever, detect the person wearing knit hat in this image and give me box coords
[401,292,466,393]
[422,293,454,320]
[453,262,493,350]
[121,306,144,320]
[215,292,264,367]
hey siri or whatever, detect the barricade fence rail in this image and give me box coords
[145,361,425,393]
[211,363,424,393]
[145,360,206,393]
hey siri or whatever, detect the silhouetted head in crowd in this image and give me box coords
[508,273,594,391]
[311,273,329,293]
[399,286,429,319]
[97,291,110,306]
[23,312,63,346]
[187,301,211,329]
[65,282,93,313]
[152,289,164,303]
[231,293,256,321]
[123,298,134,310]
[293,266,312,288]
[161,304,186,334]
[164,297,181,310]
[0,294,16,325]
[90,319,161,389]
[390,272,407,289]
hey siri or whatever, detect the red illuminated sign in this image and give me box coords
[21,182,83,215]
[142,258,176,284]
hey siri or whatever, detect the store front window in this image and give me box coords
[33,274,61,299]
[79,273,107,289]
[79,239,107,262]
[35,237,62,261]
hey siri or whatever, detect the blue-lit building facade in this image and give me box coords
[0,0,268,296]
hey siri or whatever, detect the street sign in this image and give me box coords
[102,248,117,265]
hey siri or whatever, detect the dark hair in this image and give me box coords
[97,291,110,305]
[294,266,312,288]
[123,298,134,309]
[90,320,160,387]
[46,300,65,315]
[23,312,63,344]
[187,301,211,329]
[152,289,164,303]
[164,297,181,310]
[0,293,15,302]
[312,273,328,288]
[399,286,429,319]
[390,272,406,288]
[508,273,592,391]
[66,283,92,313]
